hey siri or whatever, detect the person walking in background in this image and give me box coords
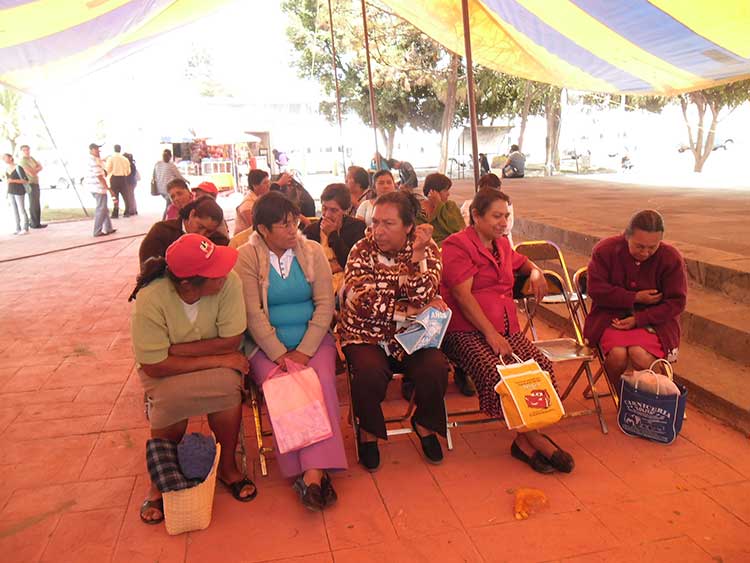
[123,152,139,216]
[106,144,132,219]
[502,144,525,178]
[3,153,30,235]
[153,149,185,219]
[18,145,46,229]
[85,143,116,237]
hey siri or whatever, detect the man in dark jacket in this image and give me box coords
[388,158,418,189]
[303,183,365,275]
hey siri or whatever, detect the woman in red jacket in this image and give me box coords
[584,210,687,387]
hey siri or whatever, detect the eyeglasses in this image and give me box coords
[273,218,300,231]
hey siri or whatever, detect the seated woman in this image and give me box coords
[339,191,450,471]
[460,173,514,246]
[304,183,366,296]
[130,234,256,525]
[139,198,229,268]
[164,178,193,221]
[421,173,465,246]
[234,169,271,236]
[235,192,346,512]
[584,209,687,388]
[356,170,396,226]
[441,188,574,474]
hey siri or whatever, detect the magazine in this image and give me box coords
[394,307,452,354]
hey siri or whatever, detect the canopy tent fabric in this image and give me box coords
[0,0,233,93]
[380,0,750,95]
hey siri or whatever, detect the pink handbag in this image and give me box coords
[261,360,333,454]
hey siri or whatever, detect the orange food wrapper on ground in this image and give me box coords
[513,487,549,520]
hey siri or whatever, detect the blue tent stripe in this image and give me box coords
[483,0,653,91]
[572,0,750,81]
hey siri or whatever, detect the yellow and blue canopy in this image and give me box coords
[0,0,232,93]
[381,0,750,95]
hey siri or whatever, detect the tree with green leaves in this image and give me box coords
[282,0,454,161]
[678,80,750,172]
[0,86,22,154]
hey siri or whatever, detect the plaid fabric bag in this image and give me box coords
[146,438,200,493]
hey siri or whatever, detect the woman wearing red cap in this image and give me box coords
[130,234,257,525]
[235,192,346,512]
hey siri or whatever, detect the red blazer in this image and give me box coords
[583,234,687,360]
[441,226,528,334]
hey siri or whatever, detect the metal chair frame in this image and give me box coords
[245,378,274,477]
[510,254,610,433]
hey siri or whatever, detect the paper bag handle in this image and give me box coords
[497,353,524,366]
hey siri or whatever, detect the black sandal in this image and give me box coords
[219,477,258,502]
[140,498,164,525]
[539,434,575,473]
[410,417,443,464]
[320,471,338,507]
[510,440,555,474]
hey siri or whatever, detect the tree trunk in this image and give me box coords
[544,90,562,173]
[680,93,716,173]
[517,81,533,151]
[438,53,460,174]
[379,127,397,159]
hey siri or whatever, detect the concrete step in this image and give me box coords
[532,301,750,436]
[514,230,750,365]
[514,216,750,305]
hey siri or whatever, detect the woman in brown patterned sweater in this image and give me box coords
[339,191,450,471]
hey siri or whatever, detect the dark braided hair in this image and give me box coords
[128,256,208,301]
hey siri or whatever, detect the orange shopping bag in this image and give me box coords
[494,355,564,431]
[262,360,333,454]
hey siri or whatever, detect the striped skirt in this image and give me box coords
[442,330,556,419]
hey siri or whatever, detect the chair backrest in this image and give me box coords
[573,267,589,318]
[514,240,576,299]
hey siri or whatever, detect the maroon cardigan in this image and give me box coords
[583,234,687,360]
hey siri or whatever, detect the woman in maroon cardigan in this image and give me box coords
[584,210,687,388]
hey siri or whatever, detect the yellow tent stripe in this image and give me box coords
[515,0,701,93]
[115,0,227,46]
[0,0,135,48]
[379,0,616,92]
[650,0,750,59]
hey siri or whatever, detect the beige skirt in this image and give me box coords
[139,367,243,429]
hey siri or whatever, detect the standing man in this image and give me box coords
[106,144,132,218]
[3,153,30,235]
[18,145,46,229]
[85,143,116,237]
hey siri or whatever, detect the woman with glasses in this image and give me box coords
[235,192,346,512]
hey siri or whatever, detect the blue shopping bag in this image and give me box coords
[617,376,687,445]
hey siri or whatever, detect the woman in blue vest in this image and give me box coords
[235,192,346,512]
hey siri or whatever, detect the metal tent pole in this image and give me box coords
[461,0,480,190]
[327,0,347,175]
[34,98,89,216]
[360,0,381,170]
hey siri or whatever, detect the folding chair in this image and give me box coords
[344,362,455,460]
[514,240,584,341]
[244,375,274,477]
[517,267,609,433]
[572,267,618,406]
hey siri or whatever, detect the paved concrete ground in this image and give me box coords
[0,202,749,562]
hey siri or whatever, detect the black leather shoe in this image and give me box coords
[539,434,575,473]
[293,477,325,511]
[320,472,337,507]
[357,432,381,472]
[411,417,443,464]
[510,440,554,474]
[31,224,47,229]
[454,368,476,397]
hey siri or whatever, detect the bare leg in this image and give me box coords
[524,430,557,458]
[207,405,255,499]
[142,420,188,522]
[604,347,629,387]
[628,346,658,371]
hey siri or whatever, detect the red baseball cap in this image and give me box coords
[193,181,218,195]
[165,234,238,278]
